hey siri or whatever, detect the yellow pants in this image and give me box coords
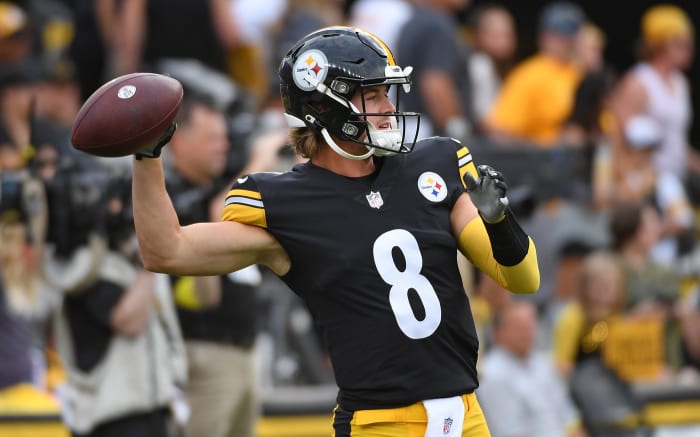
[332,393,491,437]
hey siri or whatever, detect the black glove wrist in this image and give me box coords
[134,123,177,160]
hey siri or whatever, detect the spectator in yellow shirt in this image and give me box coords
[484,1,585,147]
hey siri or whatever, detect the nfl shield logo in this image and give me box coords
[443,417,453,434]
[366,191,384,209]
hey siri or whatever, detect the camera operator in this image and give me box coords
[44,158,188,437]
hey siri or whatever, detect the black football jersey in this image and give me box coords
[222,137,479,410]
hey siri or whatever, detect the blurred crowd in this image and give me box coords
[1,0,700,436]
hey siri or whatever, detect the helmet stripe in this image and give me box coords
[356,28,397,66]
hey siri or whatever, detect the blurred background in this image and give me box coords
[1,1,700,437]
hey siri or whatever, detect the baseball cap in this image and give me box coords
[642,4,693,47]
[539,1,585,36]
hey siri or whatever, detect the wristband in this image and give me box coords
[483,209,529,266]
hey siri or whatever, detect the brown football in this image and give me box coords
[71,72,183,157]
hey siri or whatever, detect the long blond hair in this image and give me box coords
[288,127,324,159]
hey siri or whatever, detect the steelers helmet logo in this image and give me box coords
[418,171,448,202]
[293,49,329,91]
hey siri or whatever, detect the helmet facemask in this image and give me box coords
[350,67,422,158]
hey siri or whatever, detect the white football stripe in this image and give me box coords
[458,154,472,167]
[225,196,264,208]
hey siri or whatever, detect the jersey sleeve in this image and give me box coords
[427,137,479,208]
[220,175,267,228]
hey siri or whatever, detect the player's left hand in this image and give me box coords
[463,164,509,223]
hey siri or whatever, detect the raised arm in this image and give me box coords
[451,165,540,294]
[132,157,289,276]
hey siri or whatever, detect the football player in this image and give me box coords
[130,26,539,437]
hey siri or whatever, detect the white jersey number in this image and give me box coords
[373,229,442,339]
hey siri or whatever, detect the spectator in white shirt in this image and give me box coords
[478,300,587,437]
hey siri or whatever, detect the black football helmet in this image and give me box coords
[279,26,420,159]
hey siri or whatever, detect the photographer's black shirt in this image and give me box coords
[164,168,259,348]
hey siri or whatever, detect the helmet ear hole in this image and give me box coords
[330,80,353,96]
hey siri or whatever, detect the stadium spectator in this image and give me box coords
[395,0,475,142]
[0,286,59,413]
[483,0,585,146]
[0,8,59,405]
[109,0,241,76]
[573,22,607,74]
[610,112,695,268]
[127,26,539,436]
[2,0,79,165]
[66,0,135,101]
[478,300,586,437]
[0,1,29,62]
[464,2,518,128]
[611,4,698,186]
[560,69,616,150]
[562,19,616,151]
[609,4,699,269]
[0,62,34,162]
[0,135,51,355]
[0,126,58,418]
[609,200,700,377]
[0,282,33,397]
[552,250,627,379]
[611,199,681,311]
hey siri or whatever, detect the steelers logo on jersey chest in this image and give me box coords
[417,171,448,202]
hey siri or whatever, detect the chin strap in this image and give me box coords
[320,127,375,160]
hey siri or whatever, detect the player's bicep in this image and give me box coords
[161,220,287,276]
